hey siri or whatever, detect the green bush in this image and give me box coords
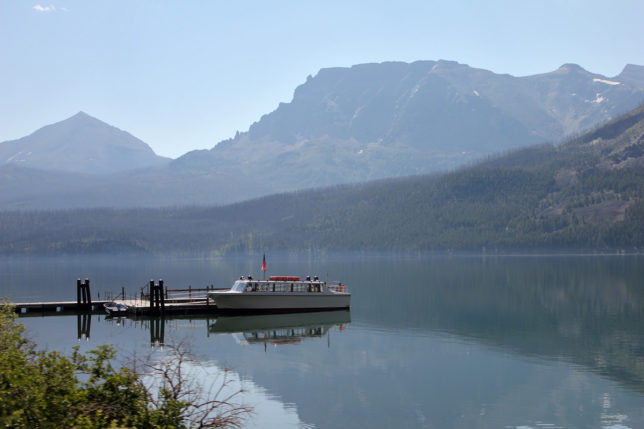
[0,301,251,428]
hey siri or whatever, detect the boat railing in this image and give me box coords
[140,285,227,303]
[327,283,347,293]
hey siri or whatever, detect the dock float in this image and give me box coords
[7,278,224,317]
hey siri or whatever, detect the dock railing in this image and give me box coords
[140,285,228,303]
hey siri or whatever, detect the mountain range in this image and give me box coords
[2,100,644,254]
[1,61,644,209]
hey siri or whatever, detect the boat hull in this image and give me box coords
[209,291,350,312]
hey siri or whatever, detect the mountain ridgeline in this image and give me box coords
[3,102,644,254]
[0,112,169,174]
[1,61,644,209]
[176,61,644,197]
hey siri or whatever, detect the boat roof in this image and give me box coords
[239,275,323,282]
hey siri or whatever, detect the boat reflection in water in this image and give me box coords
[209,310,351,346]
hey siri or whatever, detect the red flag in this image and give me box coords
[261,254,267,272]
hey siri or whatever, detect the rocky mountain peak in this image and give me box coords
[616,64,644,89]
[0,113,169,174]
[553,63,593,77]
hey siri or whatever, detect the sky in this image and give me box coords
[1,1,643,159]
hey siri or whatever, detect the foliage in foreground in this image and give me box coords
[0,301,251,428]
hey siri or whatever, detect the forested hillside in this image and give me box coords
[2,104,644,254]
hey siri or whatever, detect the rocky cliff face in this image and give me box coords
[199,60,644,181]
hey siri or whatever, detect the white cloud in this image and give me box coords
[33,4,56,13]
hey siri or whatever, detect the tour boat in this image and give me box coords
[207,275,351,312]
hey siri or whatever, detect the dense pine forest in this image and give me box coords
[2,104,644,255]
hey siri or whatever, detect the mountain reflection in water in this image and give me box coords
[343,255,644,395]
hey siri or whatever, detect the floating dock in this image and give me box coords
[11,298,220,317]
[9,278,223,317]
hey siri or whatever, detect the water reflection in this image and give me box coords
[210,310,351,347]
[97,310,352,349]
[345,255,644,394]
[7,254,644,428]
[150,316,165,345]
[76,313,91,340]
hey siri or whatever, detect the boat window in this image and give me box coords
[273,283,288,292]
[231,281,247,292]
[266,282,324,292]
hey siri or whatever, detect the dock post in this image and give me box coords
[159,280,165,312]
[85,279,92,306]
[149,280,155,311]
[149,280,165,314]
[77,278,91,309]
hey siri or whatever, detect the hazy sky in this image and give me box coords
[1,1,643,158]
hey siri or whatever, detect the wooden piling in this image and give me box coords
[149,280,154,309]
[76,278,91,309]
[149,280,165,314]
[159,280,165,310]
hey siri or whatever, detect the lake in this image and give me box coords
[2,253,644,428]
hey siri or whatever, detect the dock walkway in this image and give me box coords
[7,278,223,316]
[11,297,218,316]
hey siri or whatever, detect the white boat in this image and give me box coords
[103,301,129,315]
[207,275,351,312]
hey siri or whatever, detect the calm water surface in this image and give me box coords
[2,253,643,429]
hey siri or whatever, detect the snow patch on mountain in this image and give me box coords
[593,78,621,86]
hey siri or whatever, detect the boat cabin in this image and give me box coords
[231,277,326,293]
